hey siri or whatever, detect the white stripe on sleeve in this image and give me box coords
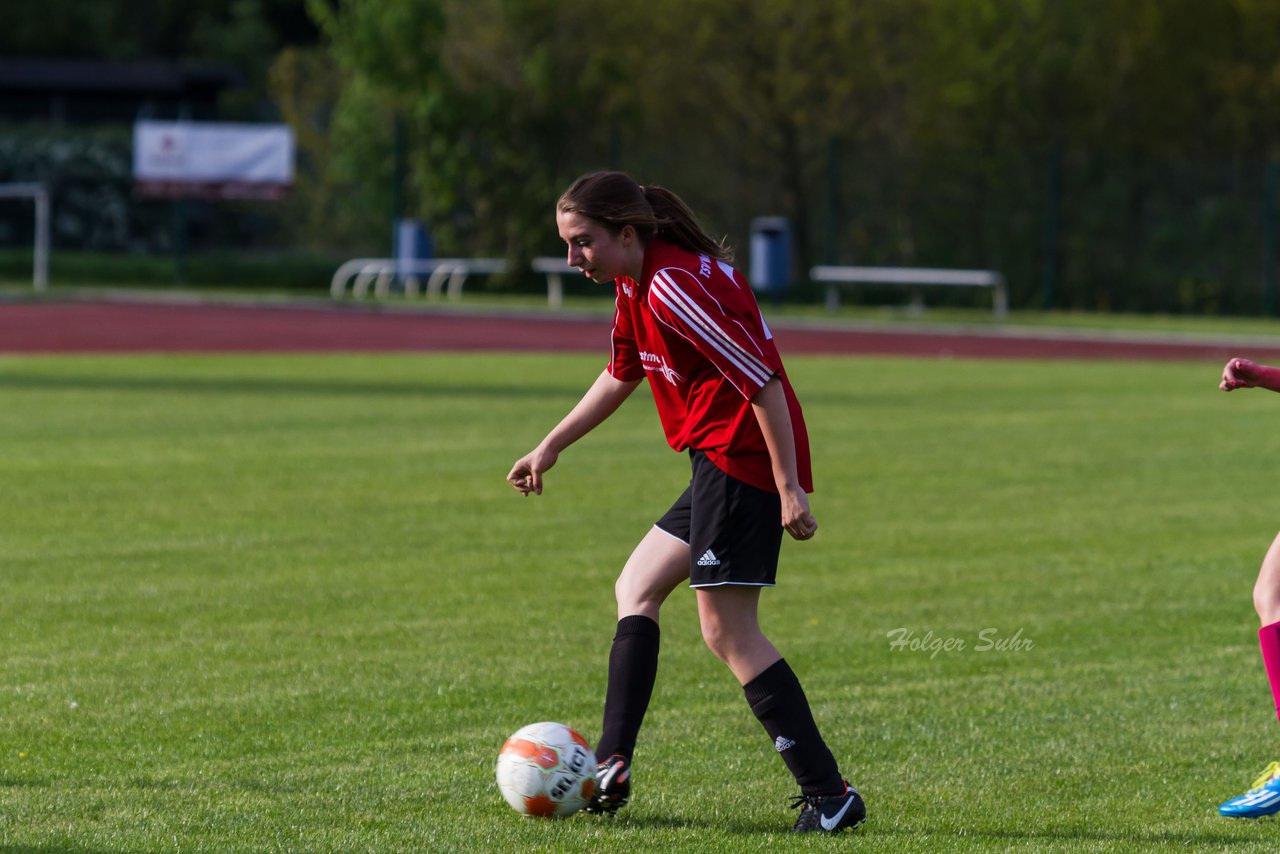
[649,269,774,387]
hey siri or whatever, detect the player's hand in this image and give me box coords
[507,446,559,496]
[781,486,818,541]
[1222,357,1260,391]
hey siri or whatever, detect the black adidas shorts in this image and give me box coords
[654,449,784,588]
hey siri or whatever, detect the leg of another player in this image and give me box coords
[1254,531,1280,626]
[1253,531,1280,721]
[1219,531,1280,818]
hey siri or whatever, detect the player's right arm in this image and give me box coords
[1222,358,1280,393]
[507,369,642,495]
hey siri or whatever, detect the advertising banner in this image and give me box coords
[133,120,294,200]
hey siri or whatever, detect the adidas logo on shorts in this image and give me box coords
[696,549,720,567]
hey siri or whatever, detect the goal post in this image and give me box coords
[0,183,50,292]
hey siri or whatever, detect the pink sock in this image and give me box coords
[1261,621,1280,720]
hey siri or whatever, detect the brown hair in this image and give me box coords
[557,171,732,262]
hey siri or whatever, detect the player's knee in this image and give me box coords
[614,573,661,617]
[614,579,641,615]
[1254,578,1280,624]
[701,630,730,663]
[699,617,737,662]
[698,613,720,653]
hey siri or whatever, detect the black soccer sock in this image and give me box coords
[743,658,844,796]
[595,615,661,763]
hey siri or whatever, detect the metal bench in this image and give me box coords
[810,265,1008,318]
[330,257,508,300]
[531,257,581,307]
[332,255,583,306]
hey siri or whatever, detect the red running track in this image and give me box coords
[4,299,1280,362]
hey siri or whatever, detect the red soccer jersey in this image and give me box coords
[607,239,813,494]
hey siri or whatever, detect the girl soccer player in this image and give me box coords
[506,171,863,833]
[1218,357,1280,817]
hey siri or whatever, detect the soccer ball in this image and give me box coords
[495,722,596,817]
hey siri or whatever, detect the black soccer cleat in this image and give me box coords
[790,780,866,833]
[583,754,631,815]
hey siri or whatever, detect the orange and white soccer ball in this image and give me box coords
[495,722,596,817]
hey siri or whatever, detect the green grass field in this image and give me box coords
[4,350,1280,852]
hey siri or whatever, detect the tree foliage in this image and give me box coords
[9,0,1280,308]
[309,0,642,261]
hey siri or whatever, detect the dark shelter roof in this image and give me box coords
[0,58,242,122]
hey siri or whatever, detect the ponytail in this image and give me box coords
[641,185,733,263]
[558,171,733,262]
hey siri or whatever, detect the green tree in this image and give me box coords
[310,0,639,262]
[303,0,1280,306]
[625,0,918,272]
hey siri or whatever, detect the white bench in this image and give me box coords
[330,257,508,300]
[811,265,1008,318]
[531,257,581,307]
[332,256,582,306]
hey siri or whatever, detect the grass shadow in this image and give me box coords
[0,776,46,788]
[867,820,1260,847]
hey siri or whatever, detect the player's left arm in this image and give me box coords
[751,376,818,541]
